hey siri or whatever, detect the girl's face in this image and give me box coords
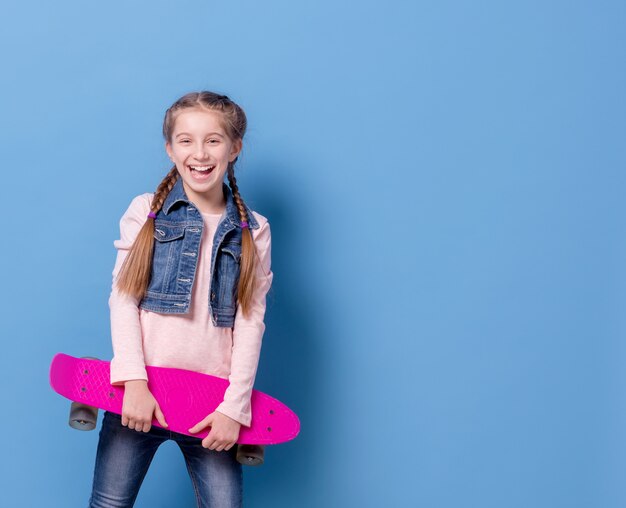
[165,108,242,207]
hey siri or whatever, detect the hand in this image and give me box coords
[121,380,168,433]
[188,411,241,451]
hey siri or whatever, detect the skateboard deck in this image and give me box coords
[49,353,300,445]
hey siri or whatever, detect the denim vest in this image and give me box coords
[138,178,260,327]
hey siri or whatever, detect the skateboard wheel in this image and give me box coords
[236,444,264,466]
[69,401,98,431]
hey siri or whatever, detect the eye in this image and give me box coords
[208,139,219,144]
[180,139,191,144]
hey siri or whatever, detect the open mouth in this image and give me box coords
[188,165,215,179]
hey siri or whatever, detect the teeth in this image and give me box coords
[190,165,215,172]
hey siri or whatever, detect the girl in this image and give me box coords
[88,91,273,508]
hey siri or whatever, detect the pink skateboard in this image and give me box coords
[49,353,300,464]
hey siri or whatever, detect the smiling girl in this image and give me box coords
[88,91,273,508]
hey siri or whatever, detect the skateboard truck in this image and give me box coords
[68,356,100,431]
[67,356,267,465]
[236,444,265,466]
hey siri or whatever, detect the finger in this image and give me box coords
[212,438,223,451]
[142,421,151,433]
[121,415,128,427]
[225,443,234,451]
[204,428,217,450]
[189,422,204,434]
[154,404,168,428]
[189,416,212,434]
[202,429,219,449]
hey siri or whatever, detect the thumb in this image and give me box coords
[189,413,213,434]
[154,403,168,428]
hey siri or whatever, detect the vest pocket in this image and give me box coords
[153,225,185,242]
[150,224,187,294]
[220,243,242,261]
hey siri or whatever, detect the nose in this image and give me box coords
[194,143,208,160]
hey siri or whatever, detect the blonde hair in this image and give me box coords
[115,91,259,317]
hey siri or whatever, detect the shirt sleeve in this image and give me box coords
[108,193,153,386]
[215,217,274,427]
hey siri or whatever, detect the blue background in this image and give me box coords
[1,0,624,506]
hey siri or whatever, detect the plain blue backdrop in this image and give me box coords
[0,0,624,506]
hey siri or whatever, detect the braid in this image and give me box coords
[150,166,179,213]
[115,166,180,300]
[227,163,258,315]
[226,164,249,224]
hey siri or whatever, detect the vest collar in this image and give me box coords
[162,177,259,229]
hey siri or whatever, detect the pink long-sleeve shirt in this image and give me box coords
[108,192,273,427]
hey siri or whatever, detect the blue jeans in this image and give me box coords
[88,411,243,507]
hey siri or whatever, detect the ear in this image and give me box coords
[229,138,243,162]
[165,141,173,161]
